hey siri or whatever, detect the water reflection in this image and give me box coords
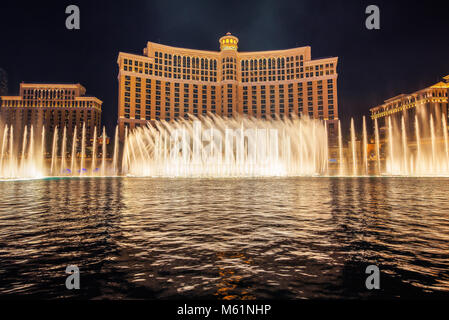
[0,177,448,299]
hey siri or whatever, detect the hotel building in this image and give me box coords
[370,75,449,139]
[117,33,339,140]
[0,83,102,144]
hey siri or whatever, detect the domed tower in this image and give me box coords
[219,32,239,51]
[219,33,239,117]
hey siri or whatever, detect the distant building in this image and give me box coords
[116,33,339,140]
[0,83,102,144]
[370,75,449,140]
[0,68,7,96]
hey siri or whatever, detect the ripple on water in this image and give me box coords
[0,177,448,298]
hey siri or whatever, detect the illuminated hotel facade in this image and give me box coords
[117,33,339,140]
[0,83,102,144]
[370,75,449,139]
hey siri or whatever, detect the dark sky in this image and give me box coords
[1,0,448,134]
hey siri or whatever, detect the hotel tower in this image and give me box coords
[0,83,102,145]
[117,33,339,140]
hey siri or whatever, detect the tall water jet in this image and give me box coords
[40,126,45,171]
[50,126,58,175]
[70,126,77,175]
[91,126,97,175]
[362,116,368,175]
[0,126,8,172]
[122,126,129,174]
[80,123,86,175]
[443,116,449,168]
[112,125,119,175]
[388,117,395,174]
[323,124,329,174]
[430,115,436,170]
[27,126,35,176]
[9,126,14,177]
[401,116,408,175]
[312,124,317,171]
[350,118,357,176]
[415,115,421,174]
[374,118,381,174]
[101,126,106,176]
[19,126,28,172]
[337,120,344,176]
[60,126,67,174]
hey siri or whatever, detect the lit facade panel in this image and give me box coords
[117,33,339,140]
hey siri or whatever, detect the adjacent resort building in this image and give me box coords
[370,75,449,141]
[117,33,339,140]
[0,83,103,144]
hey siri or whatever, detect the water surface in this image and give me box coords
[0,177,449,299]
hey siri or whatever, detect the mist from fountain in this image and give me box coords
[384,110,449,175]
[122,115,329,177]
[0,125,44,179]
[0,122,118,179]
[1,109,449,179]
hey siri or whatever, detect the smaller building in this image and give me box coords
[0,83,102,144]
[370,75,449,121]
[370,75,449,141]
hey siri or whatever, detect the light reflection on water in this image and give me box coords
[0,177,449,299]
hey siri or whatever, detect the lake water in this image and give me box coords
[1,177,449,299]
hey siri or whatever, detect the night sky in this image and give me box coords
[1,0,448,134]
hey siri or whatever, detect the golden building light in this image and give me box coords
[117,33,339,140]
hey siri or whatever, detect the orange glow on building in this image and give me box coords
[117,33,339,140]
